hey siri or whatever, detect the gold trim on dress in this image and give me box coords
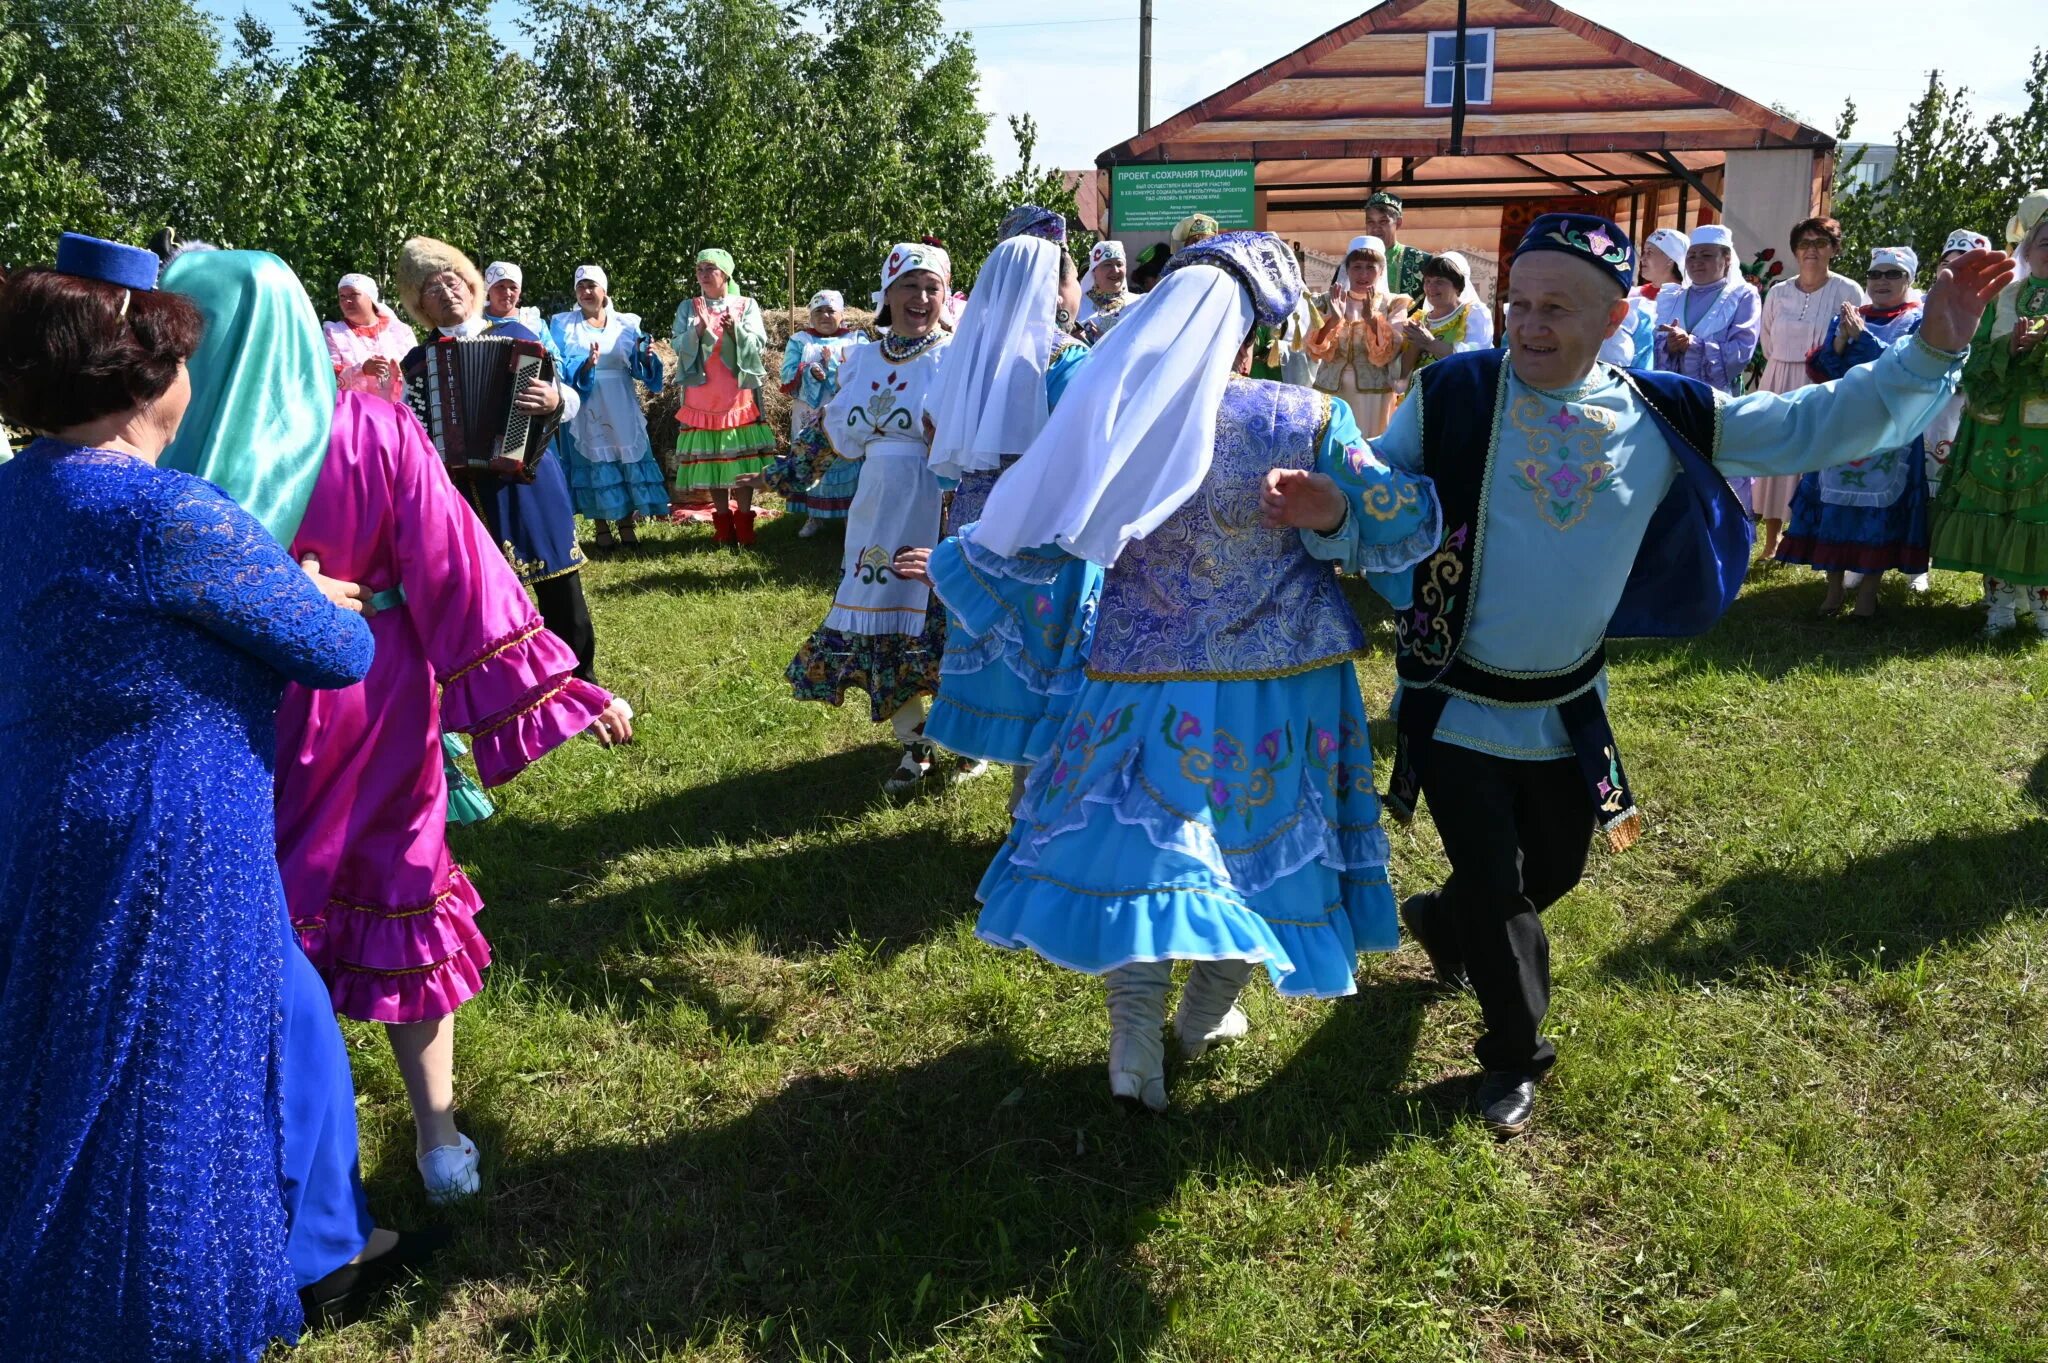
[1084,648,1366,684]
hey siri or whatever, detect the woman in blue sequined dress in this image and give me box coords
[953,233,1442,1111]
[0,239,374,1361]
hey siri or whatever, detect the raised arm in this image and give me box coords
[143,478,372,689]
[1279,394,1441,575]
[1717,332,1958,478]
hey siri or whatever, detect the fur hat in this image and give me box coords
[394,236,484,326]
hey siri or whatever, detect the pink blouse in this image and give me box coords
[323,307,418,404]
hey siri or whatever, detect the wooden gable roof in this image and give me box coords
[1098,0,1833,165]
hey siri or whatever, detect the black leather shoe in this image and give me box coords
[1400,893,1471,993]
[299,1225,451,1330]
[1473,1070,1538,1137]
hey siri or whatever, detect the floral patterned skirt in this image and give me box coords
[976,666,1399,998]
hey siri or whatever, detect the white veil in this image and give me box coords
[923,236,1062,482]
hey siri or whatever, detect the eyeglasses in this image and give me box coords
[1867,268,1909,281]
[1794,239,1833,251]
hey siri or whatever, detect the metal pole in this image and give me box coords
[1139,1,1153,133]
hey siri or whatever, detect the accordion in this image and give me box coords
[403,334,560,479]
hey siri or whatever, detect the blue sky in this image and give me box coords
[200,0,2036,169]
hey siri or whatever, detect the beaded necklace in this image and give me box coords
[879,330,942,363]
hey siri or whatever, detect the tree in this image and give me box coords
[0,22,107,263]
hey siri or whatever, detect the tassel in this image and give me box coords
[1602,808,1642,854]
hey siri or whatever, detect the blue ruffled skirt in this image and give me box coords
[801,454,861,522]
[926,534,1102,766]
[976,666,1399,998]
[561,437,671,523]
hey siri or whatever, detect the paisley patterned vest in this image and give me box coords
[1087,379,1364,681]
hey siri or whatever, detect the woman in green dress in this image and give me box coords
[1930,190,2048,636]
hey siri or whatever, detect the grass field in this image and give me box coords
[297,516,2048,1363]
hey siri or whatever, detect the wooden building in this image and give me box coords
[1094,0,1835,294]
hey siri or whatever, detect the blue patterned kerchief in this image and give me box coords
[997,204,1068,245]
[1159,230,1304,328]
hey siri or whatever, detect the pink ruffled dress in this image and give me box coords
[322,307,418,405]
[277,393,610,1023]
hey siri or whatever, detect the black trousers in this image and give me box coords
[533,571,598,685]
[1406,738,1596,1076]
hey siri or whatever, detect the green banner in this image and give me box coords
[1110,162,1257,234]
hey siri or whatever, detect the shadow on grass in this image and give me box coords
[1599,753,2048,985]
[381,980,1447,1360]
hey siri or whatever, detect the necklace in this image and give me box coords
[880,331,941,362]
[2019,277,2048,318]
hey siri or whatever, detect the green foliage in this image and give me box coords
[1833,50,2048,269]
[0,0,1078,327]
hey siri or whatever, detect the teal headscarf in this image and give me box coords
[696,247,736,280]
[160,250,337,547]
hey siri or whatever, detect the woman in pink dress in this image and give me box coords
[322,272,417,404]
[162,249,634,1205]
[670,247,776,546]
[1753,216,1865,556]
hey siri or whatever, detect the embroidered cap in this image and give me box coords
[997,203,1067,245]
[573,264,608,291]
[2008,189,2048,244]
[56,232,160,291]
[1512,213,1635,291]
[1158,230,1304,328]
[1942,229,1993,257]
[1869,245,1918,278]
[1088,241,1126,271]
[483,261,523,290]
[1645,227,1690,270]
[1688,224,1735,252]
[336,272,379,302]
[1364,190,1405,218]
[1170,213,1221,250]
[808,289,844,312]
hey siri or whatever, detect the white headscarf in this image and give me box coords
[1431,250,1483,311]
[973,261,1255,565]
[337,272,379,303]
[809,289,845,312]
[1645,227,1690,286]
[484,261,523,289]
[923,237,1063,482]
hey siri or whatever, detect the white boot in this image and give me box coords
[1104,963,1172,1113]
[1985,577,2021,637]
[1172,959,1255,1060]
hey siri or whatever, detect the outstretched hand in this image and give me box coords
[1260,468,1347,533]
[1920,248,2017,353]
[892,547,932,584]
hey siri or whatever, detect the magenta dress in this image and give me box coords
[278,392,611,1023]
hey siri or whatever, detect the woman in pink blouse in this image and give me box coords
[1753,217,1866,556]
[323,272,417,404]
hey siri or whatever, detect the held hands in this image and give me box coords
[2016,318,2047,355]
[1658,322,1693,356]
[1921,248,2018,353]
[892,547,932,584]
[514,376,562,415]
[1260,468,1347,534]
[300,554,369,616]
[588,697,635,747]
[1835,303,1864,353]
[361,356,394,382]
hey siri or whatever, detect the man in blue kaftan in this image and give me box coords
[1333,212,2013,1136]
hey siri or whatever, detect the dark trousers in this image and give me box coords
[534,571,598,684]
[1407,739,1596,1076]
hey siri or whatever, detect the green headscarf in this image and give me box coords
[159,250,336,547]
[696,247,736,280]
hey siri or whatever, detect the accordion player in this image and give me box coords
[403,332,564,482]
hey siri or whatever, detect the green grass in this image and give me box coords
[297,518,2048,1362]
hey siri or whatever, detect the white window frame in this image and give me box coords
[1423,28,1495,109]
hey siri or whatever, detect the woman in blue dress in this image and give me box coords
[904,205,1095,777]
[1776,246,1934,618]
[0,236,380,1360]
[951,232,1442,1112]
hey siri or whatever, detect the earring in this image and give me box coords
[1055,305,1075,331]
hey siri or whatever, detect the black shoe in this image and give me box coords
[1473,1070,1539,1138]
[299,1226,452,1330]
[1400,893,1470,993]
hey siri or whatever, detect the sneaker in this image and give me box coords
[417,1133,481,1205]
[950,757,990,784]
[798,518,822,538]
[883,741,936,796]
[1908,572,1931,594]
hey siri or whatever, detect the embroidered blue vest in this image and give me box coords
[1087,379,1364,681]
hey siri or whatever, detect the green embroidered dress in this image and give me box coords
[1931,277,2048,583]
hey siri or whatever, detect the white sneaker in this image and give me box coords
[949,758,990,784]
[418,1133,481,1205]
[1908,572,1931,594]
[1173,1004,1249,1061]
[798,518,822,538]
